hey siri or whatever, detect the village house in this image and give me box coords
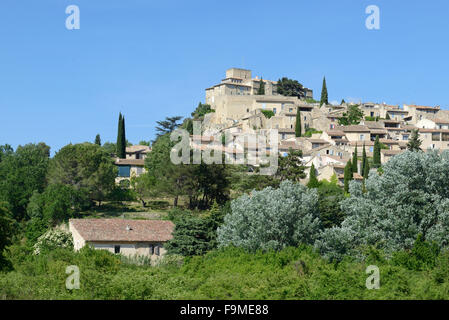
[69,219,174,261]
[115,145,151,183]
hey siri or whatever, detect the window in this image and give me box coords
[360,134,365,140]
[304,116,307,121]
[114,245,120,254]
[442,132,449,141]
[136,166,143,175]
[117,166,131,177]
[262,103,266,109]
[369,146,374,152]
[432,133,440,141]
[281,133,285,139]
[403,135,409,141]
[289,108,293,112]
[149,245,154,255]
[155,245,160,256]
[273,108,277,114]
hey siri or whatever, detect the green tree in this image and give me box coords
[155,116,183,138]
[94,134,101,146]
[191,103,214,119]
[307,163,320,188]
[276,148,306,182]
[385,113,391,120]
[257,78,265,95]
[0,144,13,163]
[0,204,15,269]
[341,99,346,104]
[407,129,422,152]
[320,77,328,106]
[130,174,156,207]
[102,142,116,156]
[295,108,302,137]
[352,145,358,173]
[276,77,306,99]
[217,181,321,251]
[317,176,345,228]
[361,143,367,177]
[47,143,116,207]
[316,151,449,261]
[0,143,50,220]
[116,113,126,159]
[338,104,364,125]
[373,135,381,168]
[343,159,353,193]
[165,214,215,256]
[363,160,370,179]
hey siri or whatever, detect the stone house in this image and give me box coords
[69,219,174,261]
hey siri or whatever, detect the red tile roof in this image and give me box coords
[70,219,174,242]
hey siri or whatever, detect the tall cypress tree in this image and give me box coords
[307,163,319,188]
[373,135,381,168]
[94,134,101,146]
[344,159,353,193]
[361,143,367,175]
[363,158,370,179]
[257,78,265,95]
[116,113,126,158]
[352,144,358,173]
[295,107,302,137]
[320,77,328,106]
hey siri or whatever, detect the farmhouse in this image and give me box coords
[69,219,174,260]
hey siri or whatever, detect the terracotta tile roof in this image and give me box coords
[350,141,374,146]
[381,150,403,156]
[326,130,345,136]
[370,129,388,134]
[379,139,399,144]
[340,125,370,132]
[408,105,440,111]
[70,219,174,242]
[309,139,329,144]
[126,145,151,154]
[363,121,384,129]
[115,159,145,166]
[434,119,449,124]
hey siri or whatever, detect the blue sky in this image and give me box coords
[1,0,448,154]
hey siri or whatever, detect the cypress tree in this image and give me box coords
[363,159,370,179]
[344,159,353,193]
[407,129,422,152]
[257,78,265,95]
[295,107,302,137]
[94,134,101,146]
[307,163,319,188]
[361,143,367,175]
[320,77,328,106]
[373,135,381,168]
[352,144,358,173]
[116,113,126,159]
[385,113,391,120]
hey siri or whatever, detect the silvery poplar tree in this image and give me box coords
[315,150,449,261]
[217,180,321,251]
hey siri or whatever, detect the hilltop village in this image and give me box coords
[191,68,449,184]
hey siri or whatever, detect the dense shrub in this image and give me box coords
[316,151,449,261]
[33,229,73,255]
[217,181,321,251]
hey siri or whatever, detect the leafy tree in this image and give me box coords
[47,143,116,207]
[138,140,151,147]
[343,159,353,193]
[165,214,215,256]
[317,176,345,228]
[191,103,214,119]
[385,113,391,120]
[320,77,328,106]
[130,173,156,207]
[155,116,183,137]
[0,144,13,163]
[257,78,265,95]
[341,99,346,104]
[373,135,381,168]
[307,163,320,188]
[295,108,301,137]
[338,105,364,125]
[0,204,15,269]
[261,110,275,119]
[94,134,101,146]
[102,142,117,156]
[276,77,306,99]
[33,229,73,255]
[0,143,50,220]
[116,113,126,159]
[276,148,306,182]
[316,151,449,261]
[407,129,422,152]
[352,145,358,173]
[217,180,321,251]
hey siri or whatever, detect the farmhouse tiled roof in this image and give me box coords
[115,159,145,166]
[126,145,151,154]
[70,219,174,242]
[340,125,370,132]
